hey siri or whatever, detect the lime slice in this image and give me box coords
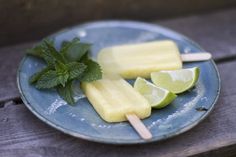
[134,77,177,109]
[151,67,200,94]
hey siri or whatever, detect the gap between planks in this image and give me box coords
[214,54,236,64]
[0,99,22,108]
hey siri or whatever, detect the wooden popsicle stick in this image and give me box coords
[181,52,212,62]
[126,113,152,140]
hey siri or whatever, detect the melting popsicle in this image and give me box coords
[81,75,152,139]
[98,40,211,79]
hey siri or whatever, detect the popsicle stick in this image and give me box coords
[126,113,152,140]
[181,52,212,62]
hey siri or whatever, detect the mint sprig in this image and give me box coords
[27,38,102,105]
[57,81,75,105]
[80,53,102,82]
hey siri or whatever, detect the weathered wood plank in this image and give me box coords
[158,9,236,60]
[0,61,235,157]
[1,1,236,46]
[0,42,34,102]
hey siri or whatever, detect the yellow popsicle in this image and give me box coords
[97,40,183,79]
[81,75,151,123]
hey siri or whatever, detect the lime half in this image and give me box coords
[151,67,200,94]
[134,77,177,109]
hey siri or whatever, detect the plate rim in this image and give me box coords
[17,20,221,144]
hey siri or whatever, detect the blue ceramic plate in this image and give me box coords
[17,21,220,144]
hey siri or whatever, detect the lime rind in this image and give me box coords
[191,67,200,89]
[153,91,177,109]
[151,67,200,94]
[134,77,177,109]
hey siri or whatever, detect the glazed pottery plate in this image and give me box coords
[17,21,220,144]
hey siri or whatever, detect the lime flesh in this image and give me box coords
[151,67,200,94]
[134,77,177,109]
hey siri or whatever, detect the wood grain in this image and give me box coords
[126,113,152,140]
[181,53,212,62]
[0,61,236,157]
[0,42,34,102]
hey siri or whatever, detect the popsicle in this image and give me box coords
[81,75,152,139]
[98,40,211,79]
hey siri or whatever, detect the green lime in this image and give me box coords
[134,77,177,109]
[151,67,200,94]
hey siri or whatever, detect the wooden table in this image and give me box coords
[0,8,236,157]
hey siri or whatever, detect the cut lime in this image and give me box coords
[151,67,200,94]
[134,77,177,109]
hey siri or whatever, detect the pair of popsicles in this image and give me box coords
[82,40,211,140]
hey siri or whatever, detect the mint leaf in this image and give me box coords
[29,67,51,84]
[57,81,75,105]
[57,73,69,87]
[26,39,53,58]
[55,61,67,72]
[67,62,87,80]
[34,61,71,89]
[27,46,43,58]
[80,59,102,82]
[27,39,59,66]
[41,49,56,66]
[55,61,69,87]
[62,41,91,62]
[61,38,80,54]
[44,40,66,64]
[35,70,60,89]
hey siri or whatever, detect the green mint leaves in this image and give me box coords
[27,38,102,105]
